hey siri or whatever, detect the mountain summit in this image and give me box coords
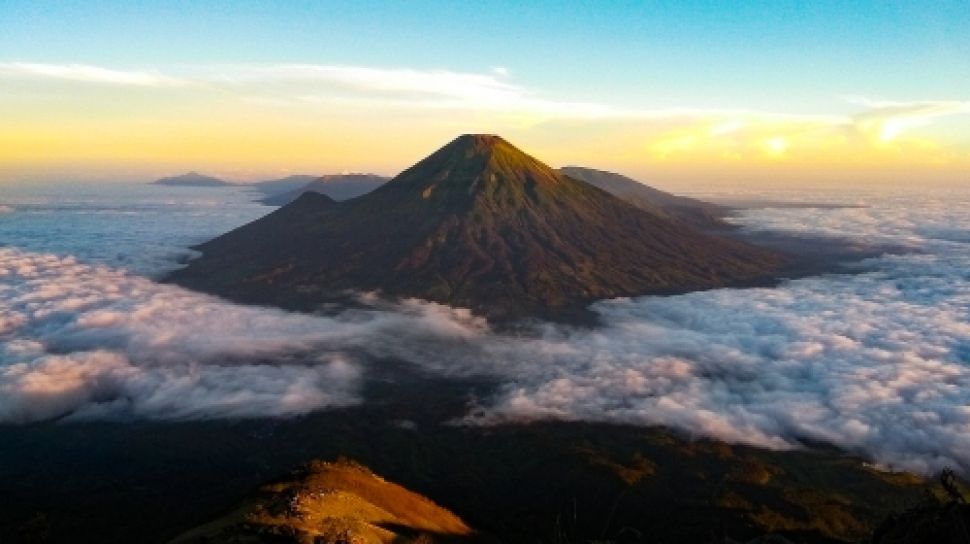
[169,134,785,320]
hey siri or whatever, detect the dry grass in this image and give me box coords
[169,459,472,544]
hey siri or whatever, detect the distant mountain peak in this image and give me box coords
[559,166,730,229]
[151,171,230,187]
[372,134,565,212]
[258,173,389,206]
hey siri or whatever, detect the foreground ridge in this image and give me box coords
[169,458,477,544]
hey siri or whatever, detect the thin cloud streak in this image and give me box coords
[0,62,188,87]
[844,97,970,142]
[2,61,968,175]
[6,61,964,127]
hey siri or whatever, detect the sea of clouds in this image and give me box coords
[0,182,270,276]
[1,184,969,474]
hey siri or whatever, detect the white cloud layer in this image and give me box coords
[0,248,484,422]
[455,190,970,475]
[0,249,357,421]
[469,252,970,475]
[2,185,970,476]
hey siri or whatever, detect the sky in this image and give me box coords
[0,0,968,187]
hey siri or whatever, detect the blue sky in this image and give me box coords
[4,1,967,108]
[1,0,968,184]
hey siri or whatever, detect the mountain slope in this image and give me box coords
[170,459,476,544]
[252,174,321,195]
[261,174,388,205]
[559,166,728,229]
[152,172,231,187]
[169,134,785,320]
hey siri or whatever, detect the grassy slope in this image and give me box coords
[169,135,785,320]
[170,459,473,544]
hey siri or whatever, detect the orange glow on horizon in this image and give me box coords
[1,68,967,186]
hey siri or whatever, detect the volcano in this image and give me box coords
[169,135,785,320]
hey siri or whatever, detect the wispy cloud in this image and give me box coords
[4,61,966,129]
[845,97,970,142]
[0,62,188,87]
[2,61,968,173]
[227,65,855,123]
[223,64,521,100]
[212,63,626,119]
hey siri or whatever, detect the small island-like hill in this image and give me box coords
[151,172,233,187]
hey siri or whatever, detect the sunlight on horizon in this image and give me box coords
[1,0,967,188]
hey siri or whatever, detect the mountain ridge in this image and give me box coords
[559,165,730,229]
[251,174,321,195]
[170,459,477,544]
[169,134,787,320]
[261,173,388,205]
